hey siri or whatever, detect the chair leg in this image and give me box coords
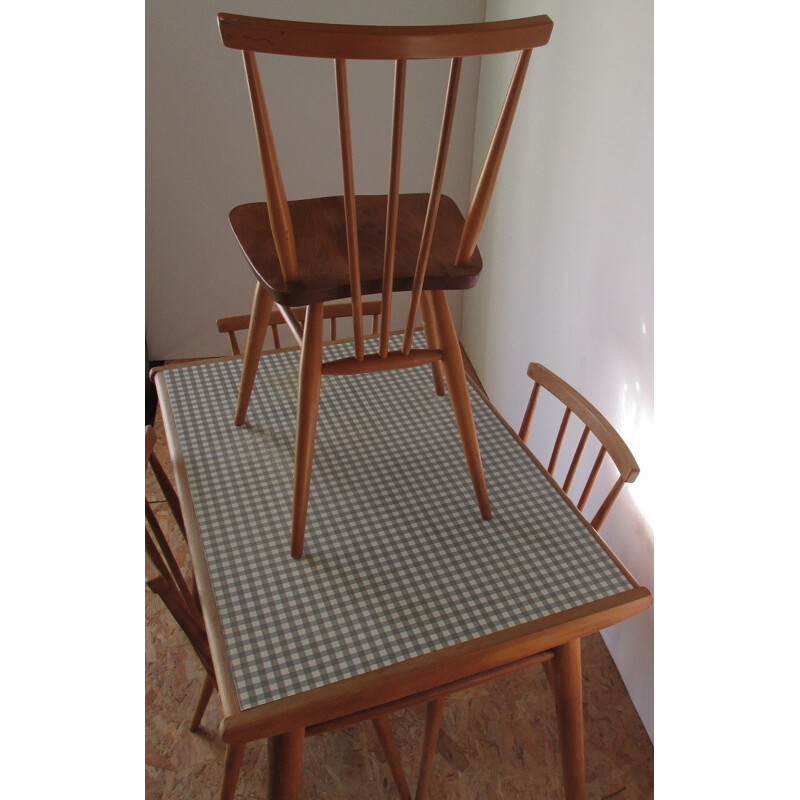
[291,303,325,559]
[219,743,245,800]
[235,282,275,426]
[549,639,586,800]
[371,715,412,800]
[189,672,215,732]
[268,729,305,799]
[420,292,445,396]
[427,290,491,520]
[415,698,445,800]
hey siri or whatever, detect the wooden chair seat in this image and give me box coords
[230,194,482,307]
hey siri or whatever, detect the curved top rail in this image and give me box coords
[217,14,553,59]
[526,363,640,483]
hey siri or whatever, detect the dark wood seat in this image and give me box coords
[230,195,482,308]
[218,12,553,559]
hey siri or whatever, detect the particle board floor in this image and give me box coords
[146,354,654,799]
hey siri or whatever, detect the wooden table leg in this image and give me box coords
[415,697,445,800]
[268,729,305,799]
[372,715,412,800]
[550,639,585,800]
[219,743,245,800]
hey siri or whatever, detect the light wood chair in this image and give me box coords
[518,363,640,531]
[217,13,554,557]
[412,364,640,794]
[146,426,414,799]
[146,425,216,732]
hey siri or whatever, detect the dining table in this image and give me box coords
[152,331,652,799]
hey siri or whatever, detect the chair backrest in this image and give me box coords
[518,364,640,531]
[145,426,214,679]
[218,13,553,362]
[217,299,384,355]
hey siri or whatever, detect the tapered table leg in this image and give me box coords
[219,743,245,800]
[428,290,491,520]
[550,639,585,800]
[415,697,445,800]
[268,729,305,799]
[372,715,412,800]
[235,282,274,426]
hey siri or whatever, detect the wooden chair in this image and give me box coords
[518,363,640,531]
[217,13,554,557]
[412,364,640,794]
[146,425,216,732]
[146,426,414,799]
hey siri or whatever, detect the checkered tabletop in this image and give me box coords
[163,333,633,712]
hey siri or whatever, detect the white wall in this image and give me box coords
[461,0,654,739]
[146,0,486,359]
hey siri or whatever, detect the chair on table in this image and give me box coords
[217,13,554,557]
[145,426,415,799]
[410,363,641,795]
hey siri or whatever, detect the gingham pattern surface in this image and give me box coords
[163,333,633,711]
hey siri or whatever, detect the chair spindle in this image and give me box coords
[380,59,407,358]
[590,475,627,531]
[577,446,607,512]
[242,51,298,282]
[456,48,532,267]
[144,515,195,610]
[402,57,463,356]
[562,425,591,493]
[334,59,364,361]
[518,381,541,442]
[548,408,572,474]
[148,452,186,537]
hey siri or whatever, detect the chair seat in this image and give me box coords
[229,193,483,307]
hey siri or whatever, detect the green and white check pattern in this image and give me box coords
[163,333,632,711]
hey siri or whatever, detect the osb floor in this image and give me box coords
[146,356,653,799]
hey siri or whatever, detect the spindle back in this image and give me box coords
[518,364,640,531]
[218,13,553,363]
